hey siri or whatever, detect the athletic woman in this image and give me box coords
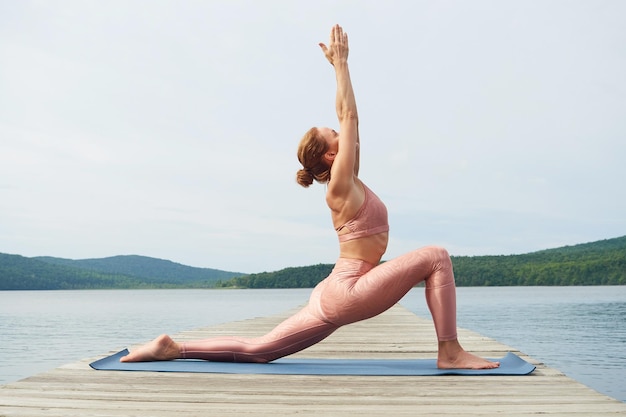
[121,24,499,370]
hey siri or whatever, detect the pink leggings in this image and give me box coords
[181,245,457,363]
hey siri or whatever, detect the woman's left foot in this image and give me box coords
[120,334,180,362]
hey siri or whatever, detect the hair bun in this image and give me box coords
[296,168,314,188]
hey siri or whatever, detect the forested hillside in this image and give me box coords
[0,254,242,290]
[451,235,625,286]
[0,253,146,290]
[217,235,626,288]
[35,255,242,284]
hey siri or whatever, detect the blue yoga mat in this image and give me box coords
[90,350,535,376]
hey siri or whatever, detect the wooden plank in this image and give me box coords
[1,304,624,417]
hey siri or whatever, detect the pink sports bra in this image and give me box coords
[335,183,389,243]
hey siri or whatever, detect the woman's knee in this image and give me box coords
[421,245,455,288]
[423,245,451,263]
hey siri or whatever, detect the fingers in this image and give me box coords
[330,24,348,46]
[332,24,342,43]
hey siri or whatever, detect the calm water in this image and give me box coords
[401,286,626,403]
[0,286,624,403]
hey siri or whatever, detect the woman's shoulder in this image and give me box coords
[326,175,361,196]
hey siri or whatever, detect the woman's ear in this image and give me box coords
[324,151,336,164]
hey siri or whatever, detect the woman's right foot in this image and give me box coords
[437,339,500,369]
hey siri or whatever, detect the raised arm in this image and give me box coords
[319,25,360,193]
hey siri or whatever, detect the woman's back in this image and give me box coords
[332,180,389,264]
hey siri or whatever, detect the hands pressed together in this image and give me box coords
[319,24,349,66]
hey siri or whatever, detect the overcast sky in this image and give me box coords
[1,0,624,273]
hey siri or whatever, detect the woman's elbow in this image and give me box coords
[338,110,358,122]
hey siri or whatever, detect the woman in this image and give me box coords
[121,25,498,370]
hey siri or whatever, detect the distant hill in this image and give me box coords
[450,235,626,286]
[34,255,243,285]
[218,235,626,288]
[0,253,146,290]
[0,254,243,290]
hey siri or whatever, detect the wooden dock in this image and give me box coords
[1,304,624,416]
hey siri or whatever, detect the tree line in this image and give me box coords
[216,236,626,288]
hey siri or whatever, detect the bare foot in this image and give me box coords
[437,339,500,369]
[120,334,181,362]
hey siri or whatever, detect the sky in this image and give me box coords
[1,0,624,274]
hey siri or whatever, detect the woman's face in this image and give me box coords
[318,127,339,151]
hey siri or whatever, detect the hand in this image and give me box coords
[319,24,349,66]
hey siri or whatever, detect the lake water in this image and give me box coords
[0,286,624,403]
